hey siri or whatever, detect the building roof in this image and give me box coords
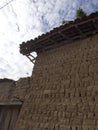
[0,78,14,83]
[20,11,98,55]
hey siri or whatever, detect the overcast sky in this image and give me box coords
[0,0,98,80]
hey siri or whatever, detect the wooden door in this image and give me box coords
[0,105,21,130]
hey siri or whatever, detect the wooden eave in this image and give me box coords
[20,11,98,55]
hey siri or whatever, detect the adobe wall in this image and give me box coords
[0,78,30,103]
[15,34,98,130]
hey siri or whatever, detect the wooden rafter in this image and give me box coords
[26,53,36,64]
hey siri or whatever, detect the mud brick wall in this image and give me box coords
[15,34,98,130]
[0,78,30,103]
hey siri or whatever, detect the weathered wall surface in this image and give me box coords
[15,35,98,130]
[11,78,30,102]
[0,78,30,130]
[0,78,30,103]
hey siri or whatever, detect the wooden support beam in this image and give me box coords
[49,38,57,44]
[26,54,35,64]
[93,19,98,30]
[27,53,36,60]
[29,54,35,59]
[58,31,70,40]
[74,25,86,38]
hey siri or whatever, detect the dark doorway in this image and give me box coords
[0,104,21,130]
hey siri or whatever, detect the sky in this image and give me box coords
[0,0,98,80]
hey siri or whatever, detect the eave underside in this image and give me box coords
[20,12,98,55]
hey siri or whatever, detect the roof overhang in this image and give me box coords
[20,12,98,55]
